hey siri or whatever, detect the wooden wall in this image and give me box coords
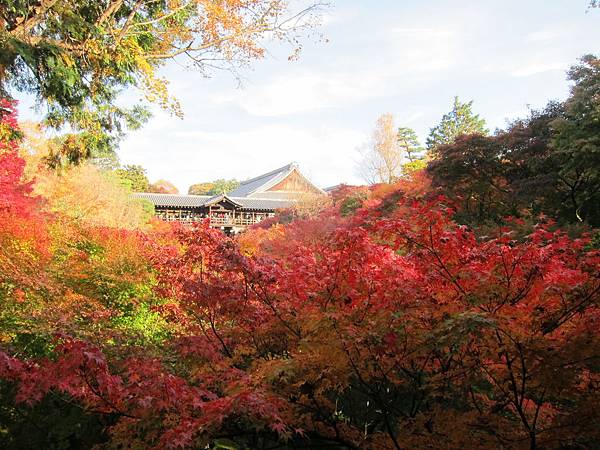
[267,170,323,195]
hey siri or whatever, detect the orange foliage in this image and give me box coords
[1,100,600,449]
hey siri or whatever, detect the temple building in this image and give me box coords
[134,163,325,233]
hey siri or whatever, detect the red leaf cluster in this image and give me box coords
[1,103,599,448]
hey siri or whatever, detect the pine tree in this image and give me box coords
[397,127,423,162]
[426,97,488,150]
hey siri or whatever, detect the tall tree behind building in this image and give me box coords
[426,55,600,227]
[426,97,488,151]
[115,165,150,193]
[188,179,240,195]
[397,127,423,162]
[359,115,427,183]
[149,179,179,194]
[358,113,403,184]
[397,126,427,174]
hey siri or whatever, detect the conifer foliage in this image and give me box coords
[427,96,488,150]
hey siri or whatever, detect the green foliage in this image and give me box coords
[112,302,171,346]
[427,55,600,227]
[588,230,600,249]
[114,164,150,192]
[138,197,155,218]
[61,241,149,312]
[339,191,368,216]
[426,97,488,150]
[550,54,600,224]
[396,126,427,176]
[397,126,424,162]
[0,0,322,167]
[42,105,151,171]
[188,179,240,195]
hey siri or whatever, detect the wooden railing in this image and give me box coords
[209,217,256,226]
[157,214,265,227]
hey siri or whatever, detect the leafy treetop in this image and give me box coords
[396,126,423,162]
[115,164,150,192]
[426,96,488,150]
[149,178,178,194]
[188,178,240,195]
[427,55,600,228]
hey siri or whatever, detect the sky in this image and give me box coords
[17,0,600,192]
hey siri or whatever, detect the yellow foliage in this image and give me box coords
[34,164,153,230]
[17,121,56,179]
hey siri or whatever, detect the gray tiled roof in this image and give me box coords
[133,193,211,207]
[133,192,294,211]
[134,163,324,212]
[234,197,294,210]
[228,162,298,197]
[244,191,306,200]
[203,194,243,207]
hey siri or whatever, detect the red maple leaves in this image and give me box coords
[1,101,599,448]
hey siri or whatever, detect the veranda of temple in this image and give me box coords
[134,163,326,233]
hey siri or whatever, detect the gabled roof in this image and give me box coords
[134,163,323,212]
[228,162,322,198]
[228,162,296,197]
[133,192,295,211]
[203,194,243,208]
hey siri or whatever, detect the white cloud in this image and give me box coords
[212,28,460,116]
[211,70,388,116]
[510,62,567,77]
[387,27,456,39]
[120,124,366,192]
[113,0,600,195]
[525,30,561,42]
[401,111,425,125]
[480,59,568,78]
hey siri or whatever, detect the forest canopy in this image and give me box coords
[1,52,600,448]
[0,0,600,446]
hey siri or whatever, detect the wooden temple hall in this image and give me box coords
[134,163,326,233]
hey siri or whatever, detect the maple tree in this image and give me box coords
[2,53,600,449]
[3,105,600,447]
[34,163,153,229]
